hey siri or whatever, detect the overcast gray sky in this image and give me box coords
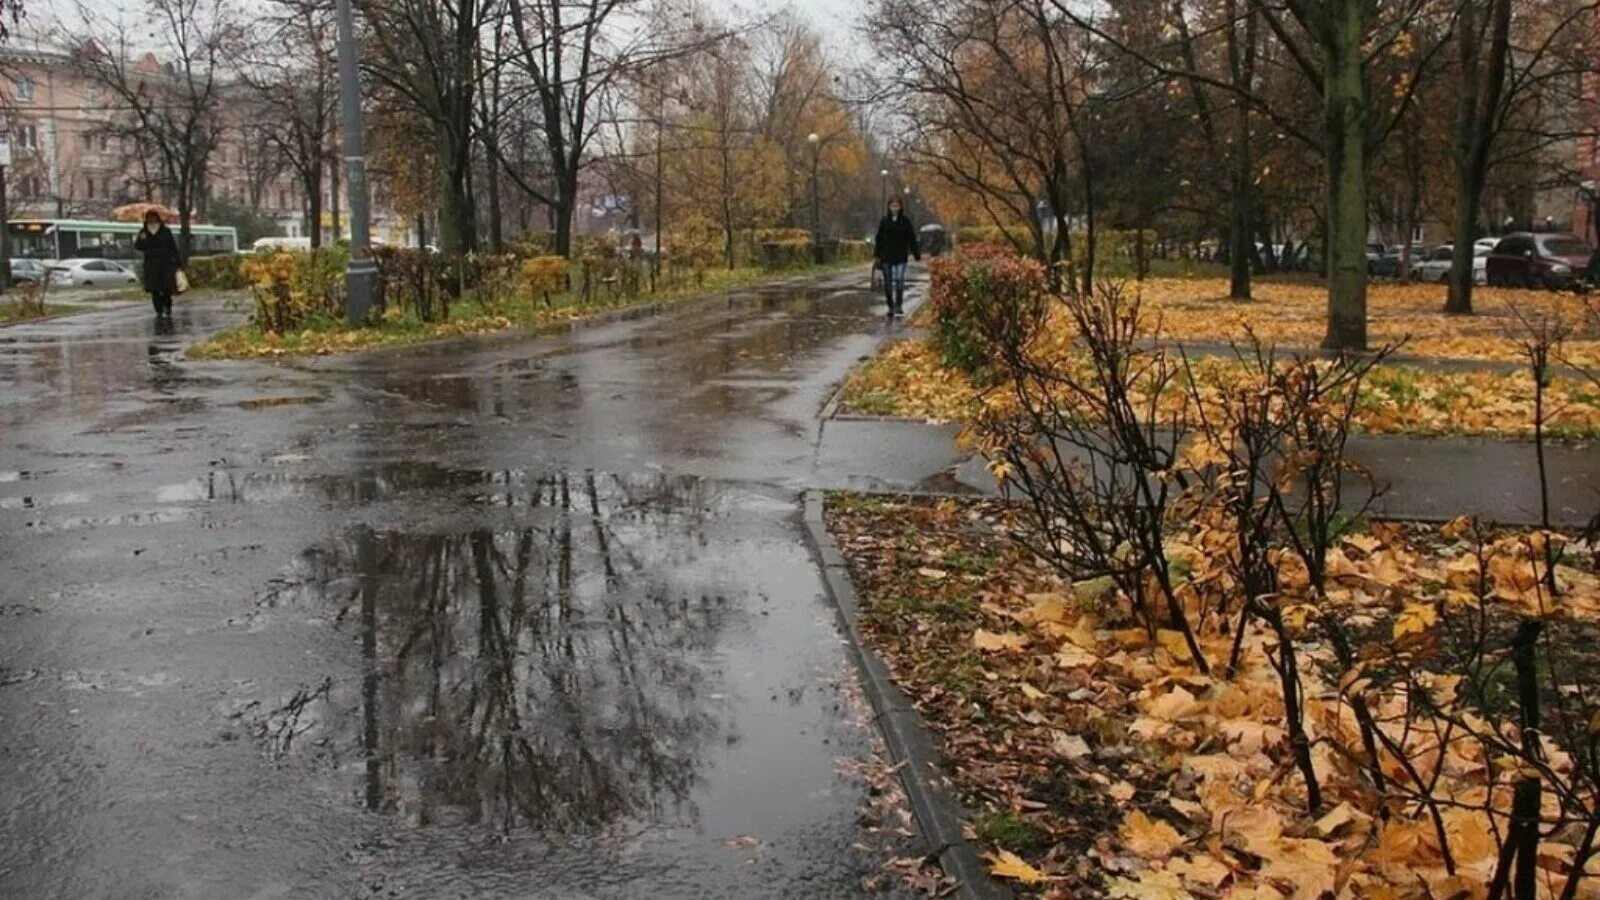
[30,0,866,55]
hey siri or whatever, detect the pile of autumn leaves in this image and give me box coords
[829,498,1600,899]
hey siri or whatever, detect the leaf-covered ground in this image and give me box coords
[1137,279,1600,367]
[839,337,1600,441]
[842,278,1600,439]
[825,493,1600,898]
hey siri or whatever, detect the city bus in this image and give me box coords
[6,219,239,261]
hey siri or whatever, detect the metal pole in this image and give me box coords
[653,85,663,292]
[334,0,376,325]
[810,146,822,265]
[0,165,10,293]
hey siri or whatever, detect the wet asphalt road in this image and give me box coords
[0,269,956,899]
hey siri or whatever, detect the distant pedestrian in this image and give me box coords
[873,198,920,316]
[134,210,183,320]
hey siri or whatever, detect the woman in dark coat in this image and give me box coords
[873,198,920,316]
[133,210,182,319]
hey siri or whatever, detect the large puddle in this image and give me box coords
[208,473,880,895]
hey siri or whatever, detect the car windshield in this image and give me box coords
[1541,238,1591,257]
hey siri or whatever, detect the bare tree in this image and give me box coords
[1447,0,1600,313]
[356,0,494,252]
[499,0,715,257]
[65,0,245,254]
[244,0,338,247]
[866,0,1102,286]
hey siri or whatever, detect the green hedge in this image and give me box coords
[952,226,1158,270]
[758,239,813,271]
[838,239,872,263]
[955,225,1032,249]
[186,254,248,290]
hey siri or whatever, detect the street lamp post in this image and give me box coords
[0,136,11,294]
[879,168,889,210]
[808,132,823,265]
[334,0,376,326]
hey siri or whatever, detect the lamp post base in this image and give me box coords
[345,258,379,326]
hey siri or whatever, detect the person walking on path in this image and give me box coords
[134,211,183,320]
[873,198,920,316]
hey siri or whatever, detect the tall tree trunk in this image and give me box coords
[486,148,503,251]
[1446,0,1512,314]
[1226,0,1257,300]
[437,131,476,253]
[330,151,341,247]
[1229,140,1254,298]
[178,172,194,257]
[553,182,575,258]
[307,167,323,250]
[1321,0,1369,352]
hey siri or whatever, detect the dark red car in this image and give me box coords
[1484,232,1594,289]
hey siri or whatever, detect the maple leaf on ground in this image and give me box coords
[1170,852,1233,889]
[973,629,1029,652]
[1392,602,1439,640]
[1121,809,1186,859]
[1106,869,1192,899]
[1144,685,1202,721]
[984,849,1052,885]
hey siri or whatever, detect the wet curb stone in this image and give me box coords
[801,490,1014,900]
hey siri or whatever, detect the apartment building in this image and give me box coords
[0,35,337,240]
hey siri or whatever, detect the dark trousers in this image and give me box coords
[150,290,172,316]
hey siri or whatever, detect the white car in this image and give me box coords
[45,258,139,288]
[1412,245,1488,284]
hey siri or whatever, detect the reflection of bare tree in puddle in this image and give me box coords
[281,473,730,836]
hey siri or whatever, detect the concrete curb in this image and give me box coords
[801,490,1014,900]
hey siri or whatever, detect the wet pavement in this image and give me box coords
[0,271,954,899]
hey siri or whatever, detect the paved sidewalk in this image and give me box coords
[823,416,1599,528]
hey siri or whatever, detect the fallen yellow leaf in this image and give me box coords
[973,629,1029,652]
[1170,852,1232,888]
[1121,809,1186,859]
[1107,869,1192,899]
[1393,602,1439,640]
[984,849,1051,885]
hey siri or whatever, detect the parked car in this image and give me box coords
[1412,244,1488,284]
[1474,237,1500,255]
[8,258,45,285]
[251,236,311,252]
[1485,232,1594,289]
[1370,244,1425,279]
[44,258,139,288]
[1365,242,1386,271]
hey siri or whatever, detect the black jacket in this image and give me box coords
[874,213,921,265]
[134,225,182,295]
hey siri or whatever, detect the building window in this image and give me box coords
[15,124,37,150]
[86,177,95,199]
[82,133,93,151]
[278,189,288,208]
[13,77,33,103]
[100,135,112,153]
